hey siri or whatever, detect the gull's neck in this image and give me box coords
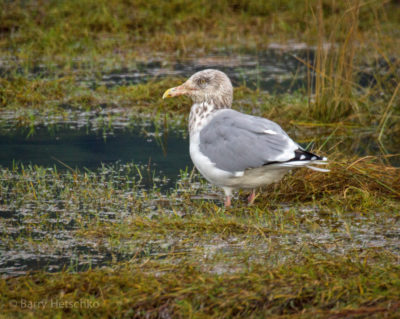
[189,102,219,136]
[188,94,232,136]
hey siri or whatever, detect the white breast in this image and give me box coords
[189,130,235,186]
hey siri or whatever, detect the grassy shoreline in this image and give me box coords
[1,74,399,142]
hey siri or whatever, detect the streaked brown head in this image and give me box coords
[163,69,233,109]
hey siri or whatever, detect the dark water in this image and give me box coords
[0,109,396,174]
[0,124,191,181]
[0,121,398,177]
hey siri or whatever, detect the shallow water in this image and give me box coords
[0,123,190,185]
[2,48,386,93]
[98,50,311,92]
[2,49,311,93]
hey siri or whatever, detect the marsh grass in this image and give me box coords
[0,74,184,111]
[308,0,360,121]
[0,74,397,134]
[300,0,400,129]
[1,255,400,318]
[0,156,400,317]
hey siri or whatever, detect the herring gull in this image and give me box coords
[163,69,328,207]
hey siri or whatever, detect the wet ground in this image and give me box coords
[2,48,389,93]
[96,51,310,92]
[0,50,399,277]
[1,114,398,277]
[1,160,399,277]
[1,49,310,92]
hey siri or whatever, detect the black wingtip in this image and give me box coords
[262,149,327,167]
[291,149,325,162]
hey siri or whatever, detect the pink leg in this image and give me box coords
[224,196,231,207]
[248,190,256,205]
[223,187,233,208]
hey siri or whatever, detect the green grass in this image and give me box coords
[2,255,400,318]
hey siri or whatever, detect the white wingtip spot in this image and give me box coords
[264,129,277,135]
[311,156,317,160]
[322,156,328,161]
[300,155,306,160]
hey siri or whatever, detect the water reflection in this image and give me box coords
[99,51,311,92]
[0,123,191,184]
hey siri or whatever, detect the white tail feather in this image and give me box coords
[306,165,330,172]
[268,157,329,172]
[308,161,329,165]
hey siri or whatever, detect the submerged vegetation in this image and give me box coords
[1,0,400,317]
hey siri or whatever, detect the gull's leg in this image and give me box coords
[248,189,256,205]
[222,187,233,208]
[224,196,231,207]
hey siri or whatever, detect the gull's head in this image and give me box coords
[162,69,233,108]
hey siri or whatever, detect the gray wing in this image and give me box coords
[199,109,300,172]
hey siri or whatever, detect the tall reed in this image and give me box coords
[306,0,399,137]
[308,0,361,122]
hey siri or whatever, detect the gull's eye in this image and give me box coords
[198,78,207,86]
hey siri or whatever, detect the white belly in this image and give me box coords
[230,166,289,189]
